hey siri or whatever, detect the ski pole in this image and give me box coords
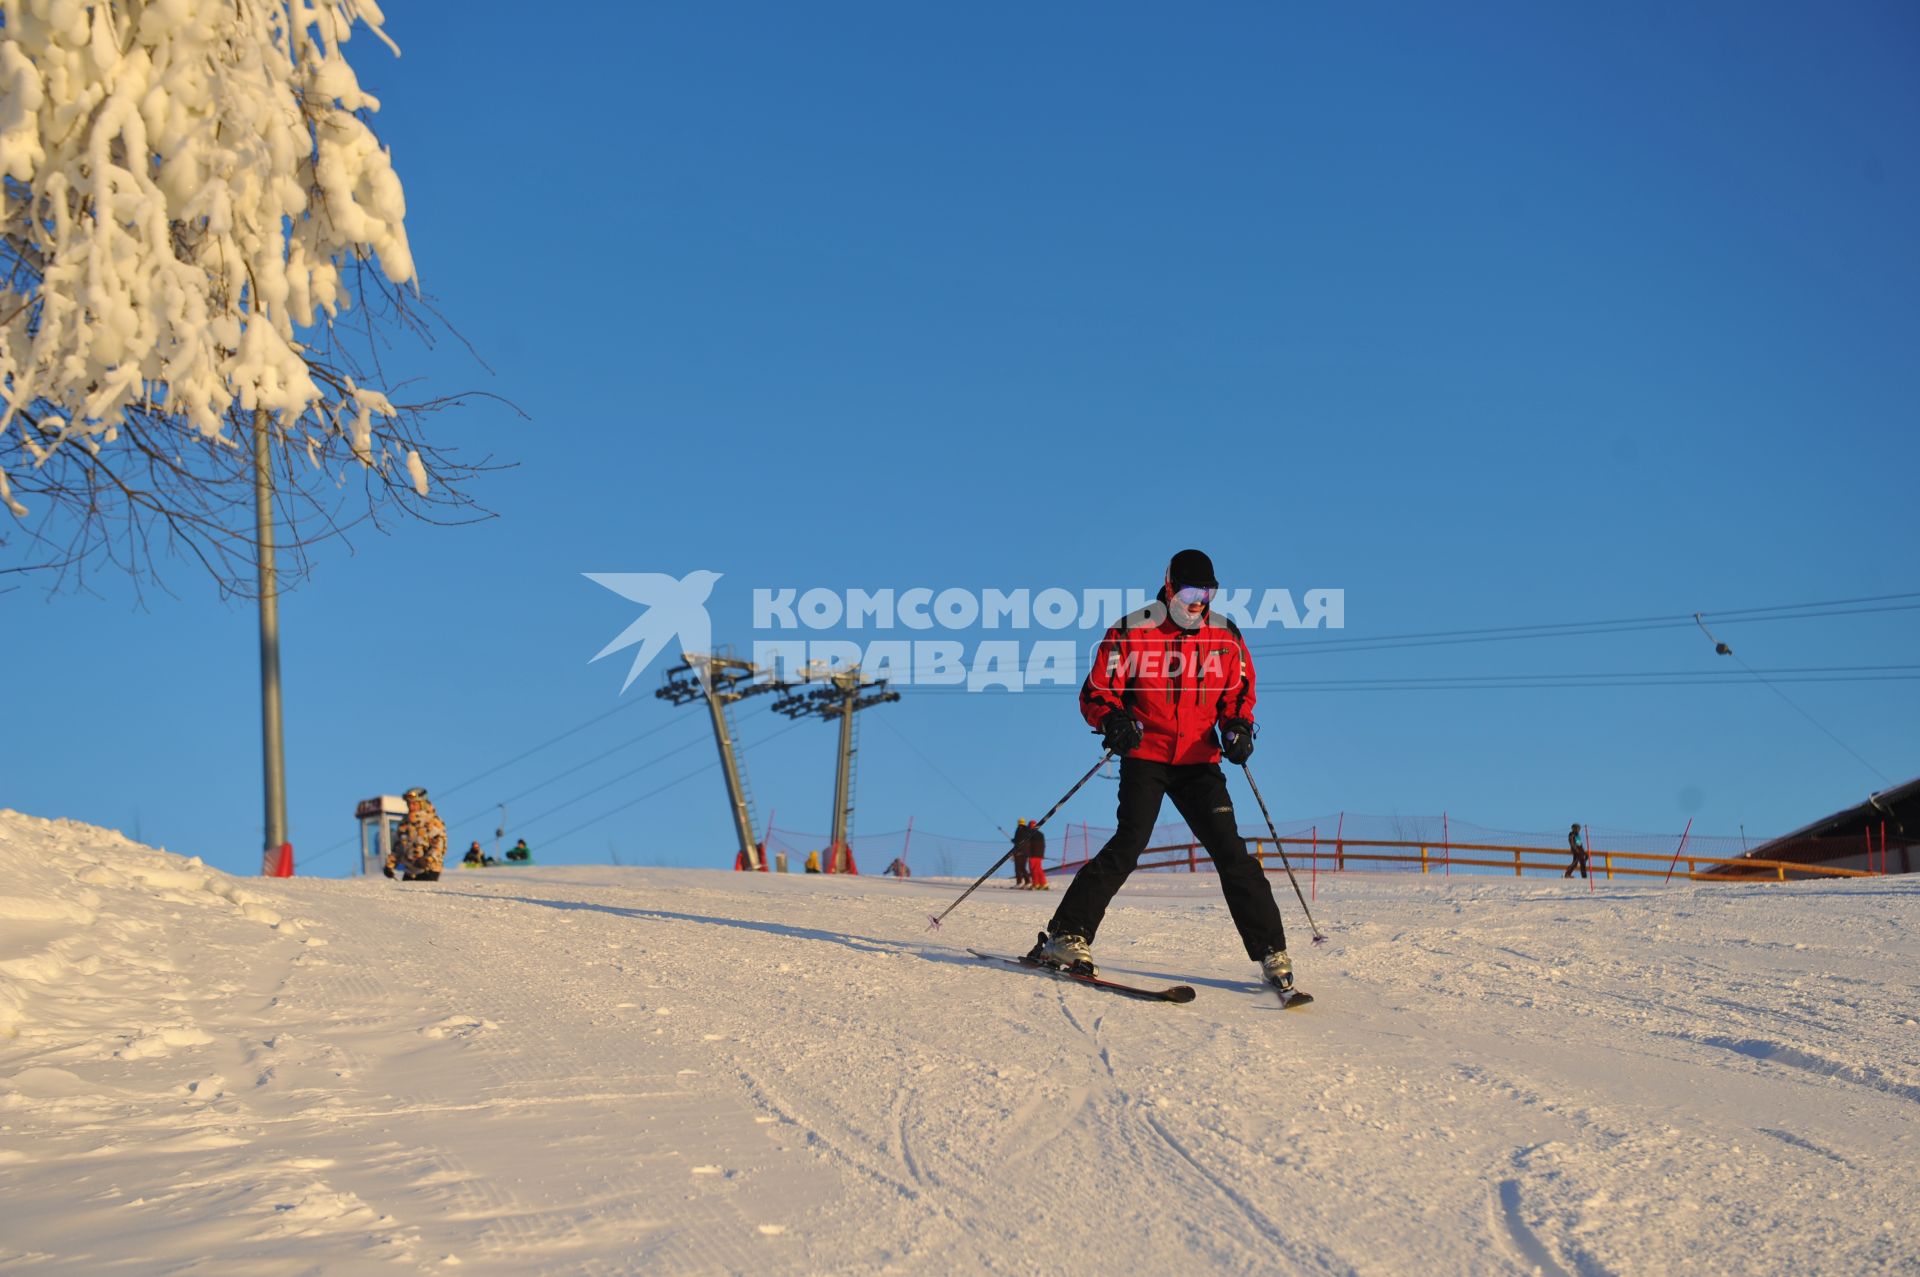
[928,751,1111,931]
[1238,761,1329,945]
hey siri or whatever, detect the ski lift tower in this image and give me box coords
[772,663,901,874]
[656,650,779,870]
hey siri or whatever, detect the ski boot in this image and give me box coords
[1260,948,1294,996]
[1028,931,1097,976]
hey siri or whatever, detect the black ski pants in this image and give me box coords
[1048,758,1287,960]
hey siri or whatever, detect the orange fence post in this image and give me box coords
[1311,825,1318,900]
[1189,842,1197,872]
[1336,811,1345,872]
[1421,845,1429,874]
[1514,846,1522,877]
[1443,811,1451,876]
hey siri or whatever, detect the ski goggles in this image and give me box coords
[1171,584,1216,607]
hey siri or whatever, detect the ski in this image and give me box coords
[967,950,1197,1003]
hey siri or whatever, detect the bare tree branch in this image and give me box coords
[0,5,521,599]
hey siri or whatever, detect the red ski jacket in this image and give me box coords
[1079,596,1257,765]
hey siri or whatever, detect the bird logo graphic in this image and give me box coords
[585,570,722,692]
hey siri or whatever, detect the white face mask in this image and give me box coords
[1168,591,1207,630]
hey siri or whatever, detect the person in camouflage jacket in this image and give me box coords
[385,787,447,881]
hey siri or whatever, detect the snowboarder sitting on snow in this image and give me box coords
[505,838,532,863]
[1565,823,1588,879]
[384,787,447,882]
[461,840,497,868]
[804,850,821,874]
[1030,549,1295,995]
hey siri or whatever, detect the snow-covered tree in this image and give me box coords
[0,0,489,591]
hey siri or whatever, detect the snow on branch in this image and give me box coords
[0,0,414,519]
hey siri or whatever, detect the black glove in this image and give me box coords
[1218,717,1256,765]
[382,864,396,879]
[1099,710,1143,756]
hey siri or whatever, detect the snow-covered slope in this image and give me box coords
[2,809,1915,1275]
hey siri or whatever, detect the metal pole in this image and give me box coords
[928,751,1111,930]
[697,660,761,870]
[254,408,289,875]
[1237,762,1328,944]
[829,677,855,871]
[1663,817,1695,884]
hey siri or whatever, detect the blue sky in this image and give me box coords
[8,2,1917,878]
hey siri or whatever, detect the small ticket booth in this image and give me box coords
[355,795,408,877]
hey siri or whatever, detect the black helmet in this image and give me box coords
[1167,548,1217,589]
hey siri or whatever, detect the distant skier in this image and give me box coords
[885,857,911,878]
[1021,821,1049,890]
[1565,823,1589,879]
[1011,820,1034,887]
[505,838,532,863]
[385,787,447,882]
[1030,549,1294,995]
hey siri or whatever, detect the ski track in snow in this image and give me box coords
[2,809,1918,1275]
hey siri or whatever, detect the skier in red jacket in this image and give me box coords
[1030,549,1293,995]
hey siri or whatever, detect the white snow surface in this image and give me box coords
[2,808,1916,1276]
